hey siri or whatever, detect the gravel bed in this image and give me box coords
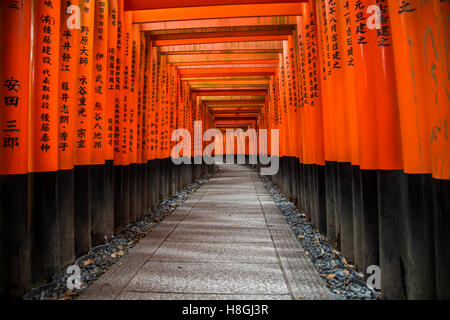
[259,174,379,300]
[24,167,217,300]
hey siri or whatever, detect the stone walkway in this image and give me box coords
[80,164,331,300]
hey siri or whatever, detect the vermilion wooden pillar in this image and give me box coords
[30,0,61,285]
[0,0,32,297]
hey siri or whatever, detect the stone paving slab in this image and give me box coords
[184,210,264,218]
[81,164,332,300]
[166,225,273,243]
[125,261,289,294]
[116,292,292,300]
[152,242,278,263]
[179,217,268,228]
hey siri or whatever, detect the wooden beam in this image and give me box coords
[173,60,279,66]
[153,35,288,46]
[200,96,266,100]
[194,90,267,96]
[126,1,304,11]
[178,67,276,75]
[204,102,265,106]
[148,25,294,36]
[182,76,271,80]
[132,3,303,23]
[166,53,279,63]
[191,87,269,91]
[140,16,298,31]
[158,41,283,52]
[187,79,270,85]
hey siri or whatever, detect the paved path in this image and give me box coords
[81,164,331,300]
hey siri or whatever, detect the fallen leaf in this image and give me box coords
[117,250,125,256]
[327,274,336,280]
[295,295,305,300]
[298,235,305,239]
[111,253,117,258]
[343,269,350,276]
[58,296,72,301]
[83,259,94,266]
[65,289,76,296]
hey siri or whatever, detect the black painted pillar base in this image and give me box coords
[180,163,186,187]
[74,165,91,257]
[164,158,168,197]
[104,160,114,240]
[282,157,292,199]
[30,171,60,286]
[91,164,106,246]
[141,162,148,216]
[167,159,172,198]
[177,163,183,190]
[378,170,406,299]
[311,164,318,226]
[169,161,176,197]
[166,159,171,198]
[193,156,202,181]
[58,169,75,269]
[154,159,161,207]
[432,178,450,299]
[400,173,435,299]
[316,164,327,235]
[150,159,158,210]
[325,161,337,245]
[157,159,165,202]
[290,157,299,205]
[360,169,379,272]
[278,156,285,192]
[129,163,138,223]
[122,165,130,228]
[352,165,363,270]
[134,163,142,219]
[0,174,31,297]
[332,162,340,248]
[298,163,305,214]
[113,165,124,234]
[271,155,277,186]
[339,162,354,261]
[187,161,193,184]
[295,163,301,211]
[305,164,313,223]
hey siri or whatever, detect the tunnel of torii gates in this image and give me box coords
[0,0,448,300]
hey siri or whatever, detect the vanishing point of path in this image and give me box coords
[81,164,331,300]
